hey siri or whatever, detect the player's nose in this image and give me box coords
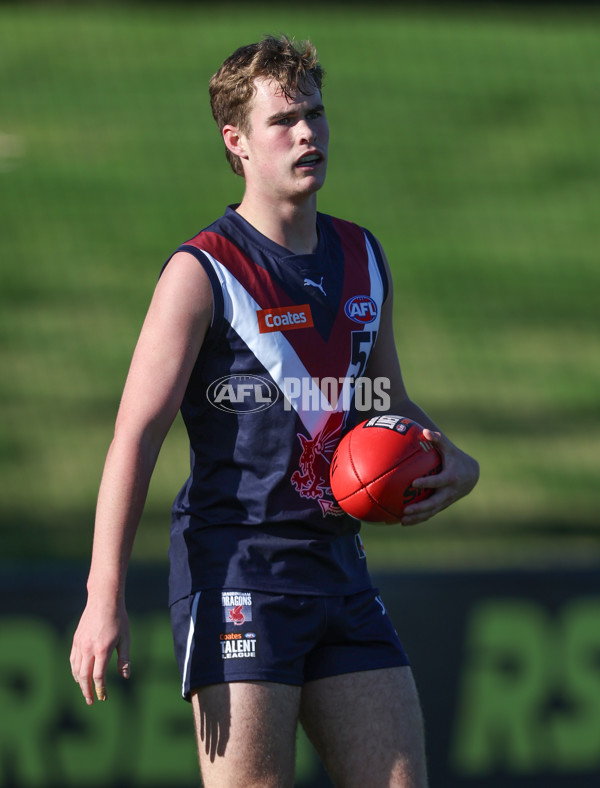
[297,119,317,144]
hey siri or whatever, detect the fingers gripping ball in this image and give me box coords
[330,415,442,524]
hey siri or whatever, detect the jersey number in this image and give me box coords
[349,330,377,380]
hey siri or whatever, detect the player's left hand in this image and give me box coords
[400,429,479,526]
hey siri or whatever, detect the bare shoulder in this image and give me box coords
[148,250,214,326]
[131,249,214,374]
[116,251,214,431]
[159,250,213,298]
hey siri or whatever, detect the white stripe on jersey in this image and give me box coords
[338,233,385,404]
[365,233,385,308]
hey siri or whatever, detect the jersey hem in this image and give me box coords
[169,576,374,608]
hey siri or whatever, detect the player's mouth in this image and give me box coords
[295,151,324,169]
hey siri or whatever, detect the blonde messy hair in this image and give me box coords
[209,34,325,176]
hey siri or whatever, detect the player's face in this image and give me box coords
[241,78,329,201]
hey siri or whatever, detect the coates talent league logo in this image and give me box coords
[344,295,378,324]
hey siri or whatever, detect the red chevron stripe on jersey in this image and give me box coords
[182,220,373,386]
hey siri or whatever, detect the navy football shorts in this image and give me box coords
[170,587,410,700]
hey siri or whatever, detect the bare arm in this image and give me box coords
[364,241,479,526]
[70,252,213,704]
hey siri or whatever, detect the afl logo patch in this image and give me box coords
[344,295,377,324]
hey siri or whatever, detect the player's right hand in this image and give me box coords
[70,599,131,705]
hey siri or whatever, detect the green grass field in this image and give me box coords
[1,3,599,566]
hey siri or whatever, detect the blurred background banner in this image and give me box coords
[2,564,600,787]
[1,1,599,786]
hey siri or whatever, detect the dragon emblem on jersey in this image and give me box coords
[228,605,246,625]
[291,411,346,516]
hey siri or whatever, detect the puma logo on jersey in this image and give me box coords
[257,304,314,333]
[303,276,326,296]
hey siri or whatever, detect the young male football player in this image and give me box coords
[70,35,479,787]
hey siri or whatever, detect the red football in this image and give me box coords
[330,415,442,524]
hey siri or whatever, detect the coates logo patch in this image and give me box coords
[222,591,252,626]
[344,295,378,324]
[257,304,314,333]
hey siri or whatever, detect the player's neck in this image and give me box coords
[235,193,318,256]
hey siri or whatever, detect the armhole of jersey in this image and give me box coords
[363,228,390,303]
[160,244,225,342]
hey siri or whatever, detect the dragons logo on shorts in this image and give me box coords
[291,411,345,516]
[228,605,246,625]
[222,592,252,626]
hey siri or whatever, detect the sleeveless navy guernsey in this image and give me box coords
[166,207,389,605]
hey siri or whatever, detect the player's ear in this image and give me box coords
[223,125,248,161]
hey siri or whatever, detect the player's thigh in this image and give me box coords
[299,666,427,788]
[191,680,302,788]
